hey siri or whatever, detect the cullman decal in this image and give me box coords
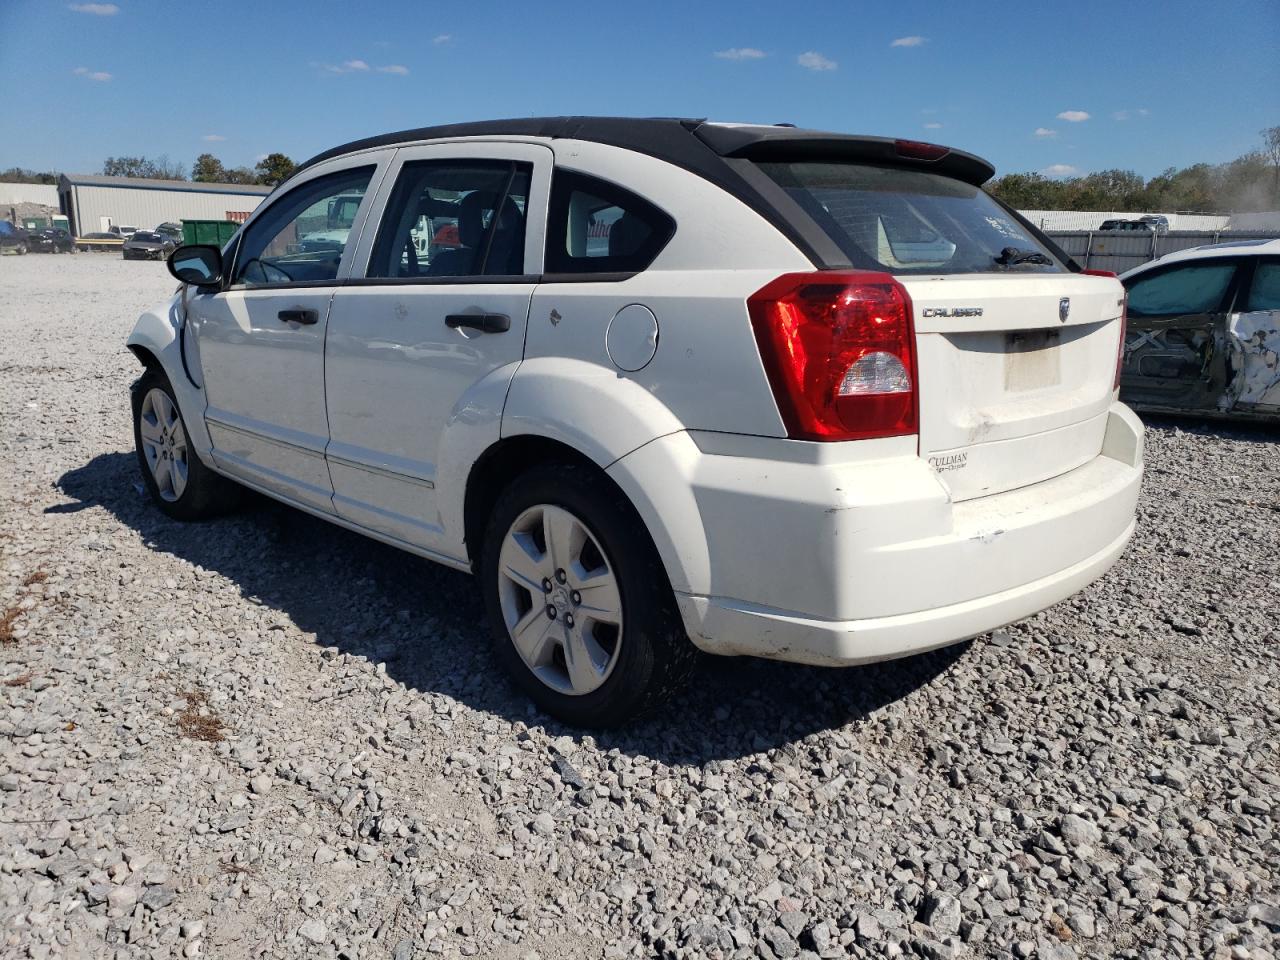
[928,452,968,473]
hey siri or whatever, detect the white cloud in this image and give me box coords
[1112,110,1130,122]
[714,47,767,60]
[202,134,227,142]
[433,34,452,44]
[1041,164,1079,178]
[1034,127,1057,138]
[72,66,112,81]
[69,3,118,14]
[377,64,410,75]
[326,59,370,73]
[797,51,837,71]
[891,36,926,47]
[1113,107,1150,121]
[923,122,942,130]
[1056,110,1090,123]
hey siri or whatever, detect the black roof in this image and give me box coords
[296,116,995,185]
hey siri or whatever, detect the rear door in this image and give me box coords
[1119,257,1245,415]
[323,142,550,550]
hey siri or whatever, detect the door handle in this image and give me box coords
[279,309,318,325]
[445,313,510,334]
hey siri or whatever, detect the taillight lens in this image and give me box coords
[748,272,918,441]
[1114,293,1127,390]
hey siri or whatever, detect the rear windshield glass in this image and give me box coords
[756,161,1065,275]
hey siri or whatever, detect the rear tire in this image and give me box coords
[480,462,696,727]
[15,243,26,255]
[132,367,240,521]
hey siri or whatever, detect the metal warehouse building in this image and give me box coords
[57,174,272,236]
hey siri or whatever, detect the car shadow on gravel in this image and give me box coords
[52,452,971,765]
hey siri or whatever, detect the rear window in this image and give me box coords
[756,161,1065,275]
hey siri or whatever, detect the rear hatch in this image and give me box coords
[753,157,1125,500]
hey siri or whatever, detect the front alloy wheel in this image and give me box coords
[138,387,189,502]
[497,504,623,696]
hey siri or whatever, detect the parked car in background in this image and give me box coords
[0,221,30,254]
[26,228,77,254]
[76,232,125,252]
[108,224,140,238]
[127,117,1143,725]
[1098,219,1154,233]
[156,222,183,243]
[122,230,178,260]
[1120,237,1280,421]
[1137,214,1170,234]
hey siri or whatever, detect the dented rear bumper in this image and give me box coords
[641,403,1144,666]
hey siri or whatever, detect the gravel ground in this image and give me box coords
[1,253,1278,960]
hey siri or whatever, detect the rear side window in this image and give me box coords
[1245,262,1280,312]
[756,161,1065,275]
[545,171,674,275]
[1126,262,1236,317]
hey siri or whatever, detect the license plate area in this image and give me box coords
[1004,328,1062,391]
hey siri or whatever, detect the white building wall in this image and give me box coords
[66,184,269,234]
[0,183,59,206]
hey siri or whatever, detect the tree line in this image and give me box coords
[0,153,297,187]
[988,127,1280,213]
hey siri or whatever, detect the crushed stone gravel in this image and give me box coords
[1,254,1277,959]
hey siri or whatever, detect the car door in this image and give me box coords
[323,142,551,553]
[189,156,387,512]
[1226,256,1280,414]
[1120,258,1246,414]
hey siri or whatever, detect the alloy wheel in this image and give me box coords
[138,388,189,502]
[497,504,623,695]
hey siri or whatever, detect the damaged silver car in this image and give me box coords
[1120,238,1280,420]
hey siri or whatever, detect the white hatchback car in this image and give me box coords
[128,117,1144,726]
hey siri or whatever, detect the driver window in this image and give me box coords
[233,166,374,287]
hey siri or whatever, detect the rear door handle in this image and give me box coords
[445,313,510,334]
[279,309,318,325]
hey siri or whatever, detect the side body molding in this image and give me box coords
[125,296,214,461]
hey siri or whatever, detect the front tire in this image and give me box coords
[480,462,696,727]
[132,368,239,520]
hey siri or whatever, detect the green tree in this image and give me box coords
[191,153,226,182]
[1262,126,1280,192]
[222,167,260,185]
[254,153,296,186]
[0,167,58,184]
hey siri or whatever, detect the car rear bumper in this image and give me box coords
[612,402,1143,666]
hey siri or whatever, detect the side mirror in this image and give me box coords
[168,244,223,287]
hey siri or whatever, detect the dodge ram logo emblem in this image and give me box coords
[1059,297,1070,323]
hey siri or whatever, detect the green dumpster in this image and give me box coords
[181,220,240,247]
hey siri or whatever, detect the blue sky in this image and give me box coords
[2,0,1276,180]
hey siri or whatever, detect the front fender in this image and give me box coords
[126,294,213,459]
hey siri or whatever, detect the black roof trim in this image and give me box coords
[294,116,994,185]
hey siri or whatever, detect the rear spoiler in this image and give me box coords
[691,123,996,187]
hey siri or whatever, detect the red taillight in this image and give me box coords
[1082,269,1117,278]
[1114,293,1127,390]
[748,272,918,441]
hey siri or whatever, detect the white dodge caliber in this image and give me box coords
[128,117,1143,726]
